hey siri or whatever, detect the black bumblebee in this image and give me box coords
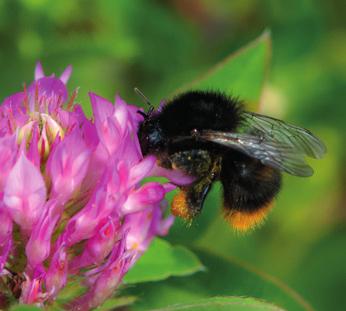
[137,90,326,231]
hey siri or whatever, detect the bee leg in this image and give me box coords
[171,153,222,221]
[172,178,213,220]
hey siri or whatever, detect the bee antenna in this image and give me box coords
[137,110,148,119]
[134,87,154,112]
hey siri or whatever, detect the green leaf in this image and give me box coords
[172,30,271,109]
[123,238,204,284]
[9,305,41,311]
[97,296,137,311]
[125,250,313,311]
[149,297,284,311]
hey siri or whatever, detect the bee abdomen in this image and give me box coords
[221,153,281,231]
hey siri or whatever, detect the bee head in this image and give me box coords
[138,112,166,156]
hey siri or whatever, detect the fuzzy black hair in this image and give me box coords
[157,90,244,137]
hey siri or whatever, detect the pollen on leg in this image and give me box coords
[224,201,274,232]
[172,190,192,220]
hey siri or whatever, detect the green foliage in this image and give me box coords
[97,296,137,311]
[124,238,204,284]
[125,250,311,311]
[146,297,284,311]
[172,30,271,109]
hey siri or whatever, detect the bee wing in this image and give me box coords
[199,130,315,176]
[241,112,326,159]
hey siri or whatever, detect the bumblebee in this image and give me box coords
[137,90,326,231]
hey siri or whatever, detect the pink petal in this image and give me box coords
[0,208,12,245]
[162,183,177,193]
[47,128,91,199]
[128,155,156,187]
[121,133,142,165]
[34,62,45,80]
[28,77,68,103]
[157,214,175,236]
[0,208,13,273]
[89,92,113,124]
[69,240,129,310]
[114,95,129,133]
[122,182,165,214]
[64,189,109,246]
[45,243,68,299]
[69,217,120,271]
[20,276,44,305]
[0,135,18,191]
[99,117,122,155]
[0,238,12,274]
[85,217,120,263]
[124,209,153,254]
[26,200,61,268]
[4,153,47,234]
[60,65,72,84]
[117,161,129,191]
[150,204,174,236]
[73,104,99,148]
[151,165,196,185]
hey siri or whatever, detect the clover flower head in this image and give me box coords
[0,63,179,309]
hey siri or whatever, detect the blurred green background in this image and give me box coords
[0,1,344,310]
